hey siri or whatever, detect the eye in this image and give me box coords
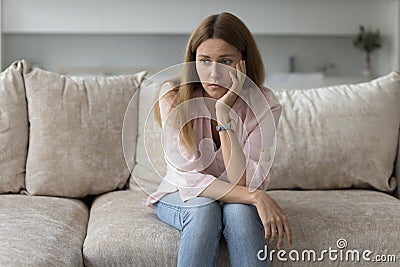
[221,59,233,65]
[199,59,211,65]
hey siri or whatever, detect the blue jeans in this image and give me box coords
[154,192,268,267]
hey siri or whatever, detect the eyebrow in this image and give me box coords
[197,54,236,58]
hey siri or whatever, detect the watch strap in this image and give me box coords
[216,120,233,132]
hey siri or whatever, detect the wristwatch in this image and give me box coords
[216,119,234,132]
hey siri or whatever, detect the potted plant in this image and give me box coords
[353,25,382,76]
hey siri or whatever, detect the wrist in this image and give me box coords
[249,189,263,206]
[216,110,230,124]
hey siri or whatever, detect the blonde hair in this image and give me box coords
[154,12,265,152]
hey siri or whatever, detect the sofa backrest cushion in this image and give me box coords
[130,72,400,195]
[0,60,30,193]
[395,131,400,198]
[128,78,165,194]
[269,72,400,192]
[24,66,145,198]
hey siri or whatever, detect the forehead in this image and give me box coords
[196,38,240,57]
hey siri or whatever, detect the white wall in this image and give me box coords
[396,0,400,70]
[2,34,189,73]
[1,0,398,76]
[4,34,389,76]
[0,0,2,70]
[1,0,395,35]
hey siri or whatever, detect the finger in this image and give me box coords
[234,63,245,91]
[229,70,237,81]
[238,60,245,76]
[264,221,271,240]
[240,60,246,75]
[228,71,240,94]
[238,61,246,84]
[283,219,293,247]
[277,223,285,250]
[235,62,242,77]
[228,71,237,87]
[269,223,277,245]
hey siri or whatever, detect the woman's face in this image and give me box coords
[195,38,242,99]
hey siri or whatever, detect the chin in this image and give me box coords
[202,84,228,99]
[206,90,227,99]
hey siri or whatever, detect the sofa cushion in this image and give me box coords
[0,60,30,193]
[83,190,180,266]
[266,189,400,266]
[83,190,230,266]
[0,194,89,266]
[24,66,146,197]
[129,72,400,195]
[84,189,400,266]
[128,78,165,195]
[269,72,400,192]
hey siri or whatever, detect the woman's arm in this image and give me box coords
[199,179,292,250]
[215,60,247,186]
[217,119,246,186]
[211,59,290,248]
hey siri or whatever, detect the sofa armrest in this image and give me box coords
[395,128,400,199]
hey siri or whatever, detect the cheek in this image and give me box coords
[220,65,235,79]
[196,65,210,82]
[196,69,207,81]
[195,64,235,85]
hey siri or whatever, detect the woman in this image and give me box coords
[146,12,292,267]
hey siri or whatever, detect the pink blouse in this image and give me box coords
[146,82,282,208]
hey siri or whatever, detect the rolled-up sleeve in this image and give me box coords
[243,87,282,191]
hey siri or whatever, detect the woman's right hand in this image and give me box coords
[252,190,292,250]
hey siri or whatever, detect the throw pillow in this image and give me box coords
[0,60,30,193]
[127,78,165,194]
[268,72,400,193]
[24,66,146,197]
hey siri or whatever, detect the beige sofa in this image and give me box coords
[0,60,399,266]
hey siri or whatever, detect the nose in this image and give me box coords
[209,62,222,80]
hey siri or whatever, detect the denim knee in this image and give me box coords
[223,203,260,224]
[181,201,222,237]
[222,203,263,237]
[222,203,267,267]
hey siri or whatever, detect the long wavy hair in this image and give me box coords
[154,12,265,152]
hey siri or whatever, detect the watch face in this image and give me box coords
[216,120,234,132]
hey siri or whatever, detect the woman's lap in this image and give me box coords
[154,191,220,230]
[154,192,267,266]
[154,191,262,224]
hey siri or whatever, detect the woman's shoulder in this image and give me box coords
[159,81,178,104]
[155,82,178,121]
[259,86,277,99]
[258,86,281,110]
[239,85,278,104]
[160,81,178,95]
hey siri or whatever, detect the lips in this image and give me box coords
[208,83,223,89]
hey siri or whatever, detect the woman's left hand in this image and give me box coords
[216,60,246,114]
